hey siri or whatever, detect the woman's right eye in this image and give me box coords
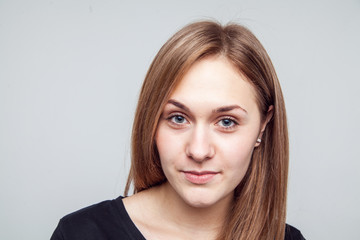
[167,114,188,125]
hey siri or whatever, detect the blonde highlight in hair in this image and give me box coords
[125,20,288,240]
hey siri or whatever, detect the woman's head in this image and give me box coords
[155,55,272,209]
[125,20,288,239]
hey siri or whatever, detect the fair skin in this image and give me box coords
[124,56,273,240]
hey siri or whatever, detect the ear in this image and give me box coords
[255,105,274,147]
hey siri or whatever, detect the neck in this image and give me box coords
[151,182,233,236]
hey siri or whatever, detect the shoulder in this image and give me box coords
[284,224,306,240]
[51,196,144,240]
[60,197,121,228]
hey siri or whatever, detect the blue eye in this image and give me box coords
[217,118,238,129]
[220,119,233,126]
[169,115,187,124]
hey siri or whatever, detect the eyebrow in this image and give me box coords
[167,99,247,114]
[167,99,190,112]
[213,105,247,114]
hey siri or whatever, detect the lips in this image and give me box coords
[182,171,218,184]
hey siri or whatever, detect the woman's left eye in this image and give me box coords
[217,118,238,129]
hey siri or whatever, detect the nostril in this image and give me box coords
[185,145,215,162]
[185,127,215,162]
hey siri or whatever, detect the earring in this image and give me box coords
[256,138,262,143]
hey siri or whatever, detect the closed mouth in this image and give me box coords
[182,171,219,184]
[183,170,218,175]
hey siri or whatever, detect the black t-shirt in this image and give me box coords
[51,196,305,240]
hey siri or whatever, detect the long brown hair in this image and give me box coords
[125,20,288,240]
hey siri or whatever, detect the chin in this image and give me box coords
[184,199,215,208]
[181,191,224,209]
[187,198,211,207]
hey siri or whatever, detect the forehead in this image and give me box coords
[169,56,258,110]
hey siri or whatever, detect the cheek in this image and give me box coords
[155,125,183,165]
[218,136,256,170]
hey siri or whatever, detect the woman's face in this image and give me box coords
[155,56,265,208]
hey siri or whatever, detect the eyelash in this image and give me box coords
[165,113,239,131]
[216,117,239,130]
[166,114,189,127]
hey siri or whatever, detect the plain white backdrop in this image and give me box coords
[1,0,359,239]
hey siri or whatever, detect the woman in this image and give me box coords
[51,21,305,240]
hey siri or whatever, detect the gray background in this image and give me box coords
[1,0,359,239]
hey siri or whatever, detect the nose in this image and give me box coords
[185,125,215,162]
